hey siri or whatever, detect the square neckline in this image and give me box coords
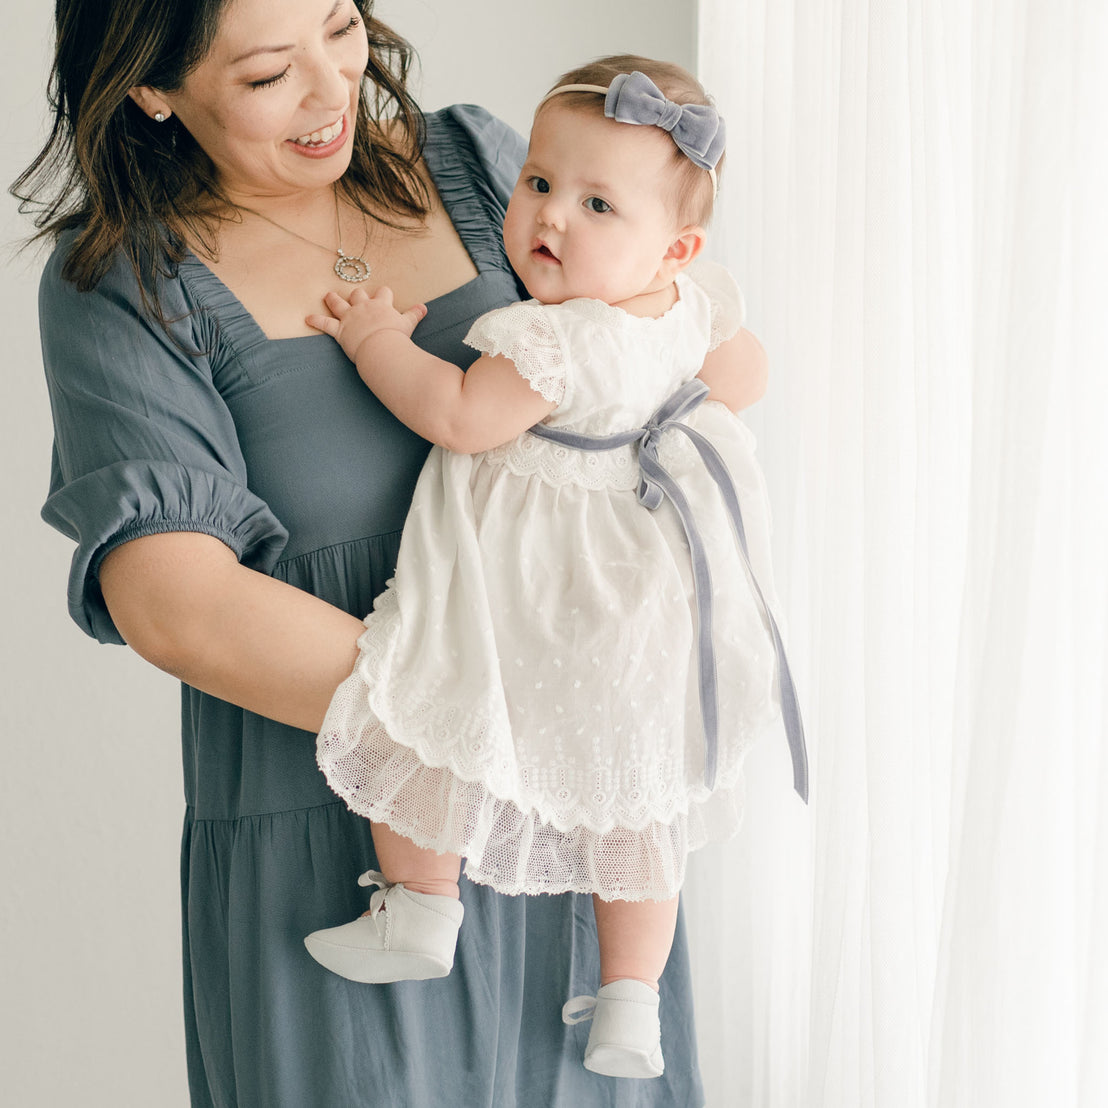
[177,109,517,351]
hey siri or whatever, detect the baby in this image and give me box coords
[304,55,806,1080]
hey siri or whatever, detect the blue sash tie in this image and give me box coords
[529,379,809,801]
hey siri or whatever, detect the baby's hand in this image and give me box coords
[306,286,428,363]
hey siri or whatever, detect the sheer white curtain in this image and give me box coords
[685,2,1108,1106]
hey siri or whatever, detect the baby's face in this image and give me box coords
[503,103,686,308]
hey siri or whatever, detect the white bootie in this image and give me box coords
[304,870,464,984]
[562,979,664,1078]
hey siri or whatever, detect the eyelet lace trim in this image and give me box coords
[465,301,567,404]
[317,585,776,900]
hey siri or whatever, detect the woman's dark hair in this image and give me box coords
[9,0,428,310]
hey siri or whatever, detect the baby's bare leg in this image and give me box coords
[566,895,678,1078]
[371,820,462,899]
[592,894,680,990]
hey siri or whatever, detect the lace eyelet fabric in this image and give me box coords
[317,262,786,900]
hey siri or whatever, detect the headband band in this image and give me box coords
[540,71,725,191]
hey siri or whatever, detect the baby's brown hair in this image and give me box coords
[538,54,723,227]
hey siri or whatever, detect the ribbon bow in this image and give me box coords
[605,71,726,173]
[529,380,808,800]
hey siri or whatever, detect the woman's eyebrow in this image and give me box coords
[229,1,345,65]
[229,42,294,65]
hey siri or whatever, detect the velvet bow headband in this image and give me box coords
[540,70,726,190]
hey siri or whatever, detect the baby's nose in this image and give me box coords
[537,199,565,232]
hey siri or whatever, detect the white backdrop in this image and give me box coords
[9,3,1104,1107]
[0,4,696,1105]
[691,1,1108,1107]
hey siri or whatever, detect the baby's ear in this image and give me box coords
[661,226,707,277]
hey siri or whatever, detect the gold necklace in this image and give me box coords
[234,185,372,283]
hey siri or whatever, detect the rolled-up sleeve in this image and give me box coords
[39,240,288,644]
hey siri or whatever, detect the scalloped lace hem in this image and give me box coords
[317,731,746,900]
[326,597,768,832]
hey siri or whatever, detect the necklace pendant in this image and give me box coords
[335,249,371,283]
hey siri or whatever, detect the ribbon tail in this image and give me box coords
[767,612,809,801]
[674,425,810,802]
[638,448,721,790]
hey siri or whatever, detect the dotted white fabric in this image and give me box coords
[318,262,782,900]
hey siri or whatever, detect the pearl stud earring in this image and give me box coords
[154,112,167,122]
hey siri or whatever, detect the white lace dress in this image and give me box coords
[317,262,784,901]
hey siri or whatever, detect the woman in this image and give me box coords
[15,0,730,1104]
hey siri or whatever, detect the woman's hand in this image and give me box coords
[307,286,427,366]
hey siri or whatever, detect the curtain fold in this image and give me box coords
[687,3,1108,1106]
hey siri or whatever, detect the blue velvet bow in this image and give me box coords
[604,71,726,172]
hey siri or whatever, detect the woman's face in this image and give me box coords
[159,0,369,202]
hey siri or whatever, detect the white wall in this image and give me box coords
[0,3,695,1105]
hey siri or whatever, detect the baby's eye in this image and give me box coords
[527,176,551,194]
[584,197,612,214]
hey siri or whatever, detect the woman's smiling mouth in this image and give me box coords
[293,117,343,145]
[287,115,348,157]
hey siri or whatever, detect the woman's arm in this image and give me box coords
[99,532,364,733]
[696,327,769,412]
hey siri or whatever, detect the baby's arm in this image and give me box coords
[695,327,769,412]
[307,287,556,453]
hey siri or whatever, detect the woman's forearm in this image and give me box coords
[99,531,364,732]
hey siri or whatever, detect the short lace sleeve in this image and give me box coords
[463,301,567,405]
[689,260,748,350]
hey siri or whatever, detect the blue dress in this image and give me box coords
[38,106,706,1108]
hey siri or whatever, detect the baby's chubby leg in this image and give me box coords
[303,823,464,984]
[592,893,680,990]
[371,820,462,899]
[565,894,680,1079]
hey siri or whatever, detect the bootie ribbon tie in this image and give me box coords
[357,870,395,925]
[562,995,600,1025]
[529,380,808,800]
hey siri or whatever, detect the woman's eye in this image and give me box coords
[528,177,551,194]
[584,197,612,214]
[248,12,358,91]
[249,68,290,90]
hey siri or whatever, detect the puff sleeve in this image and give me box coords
[688,259,747,350]
[38,239,288,645]
[464,301,568,405]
